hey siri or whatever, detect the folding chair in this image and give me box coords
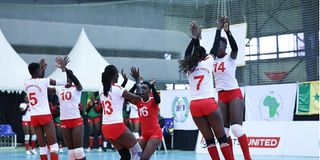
[0,124,17,148]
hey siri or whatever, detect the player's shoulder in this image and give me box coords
[204,54,213,61]
[112,84,123,89]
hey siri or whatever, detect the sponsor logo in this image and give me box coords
[247,137,280,148]
[171,96,190,123]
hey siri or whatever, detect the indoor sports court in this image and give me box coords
[0,0,318,160]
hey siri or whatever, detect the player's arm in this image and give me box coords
[20,104,29,115]
[224,17,238,59]
[209,17,225,57]
[66,69,83,91]
[39,58,47,78]
[47,87,56,95]
[150,78,160,105]
[120,69,128,88]
[49,56,69,86]
[123,67,143,103]
[185,21,201,59]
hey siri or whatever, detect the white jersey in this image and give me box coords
[213,54,239,91]
[100,85,125,125]
[56,86,82,120]
[20,103,32,121]
[128,103,139,119]
[24,78,51,116]
[187,55,215,100]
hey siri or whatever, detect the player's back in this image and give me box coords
[100,85,125,124]
[187,55,215,100]
[24,78,51,116]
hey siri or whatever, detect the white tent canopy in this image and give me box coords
[49,29,134,91]
[0,29,30,92]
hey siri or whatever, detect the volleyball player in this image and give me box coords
[49,94,64,154]
[100,65,143,160]
[179,20,233,160]
[20,94,37,155]
[136,78,162,160]
[49,69,86,160]
[211,16,251,160]
[24,56,69,160]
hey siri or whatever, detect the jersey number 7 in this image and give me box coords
[194,75,204,90]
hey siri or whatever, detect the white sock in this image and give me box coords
[129,142,142,154]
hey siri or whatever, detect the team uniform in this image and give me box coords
[55,86,83,129]
[20,103,32,126]
[129,103,140,123]
[100,85,128,140]
[187,55,218,117]
[136,97,162,141]
[24,78,53,126]
[213,54,243,103]
[87,100,102,123]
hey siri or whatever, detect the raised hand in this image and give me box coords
[149,77,156,86]
[121,69,128,81]
[130,67,140,81]
[55,56,70,71]
[217,16,225,30]
[39,58,47,71]
[189,21,202,39]
[223,16,230,32]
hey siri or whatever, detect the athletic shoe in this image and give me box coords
[86,147,92,152]
[30,149,38,155]
[26,150,32,155]
[59,148,63,154]
[98,147,103,152]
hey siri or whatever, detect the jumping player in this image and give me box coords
[49,69,86,160]
[100,65,143,160]
[179,20,233,160]
[211,16,251,160]
[136,78,162,160]
[20,94,37,155]
[24,56,69,160]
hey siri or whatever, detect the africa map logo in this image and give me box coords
[259,91,283,121]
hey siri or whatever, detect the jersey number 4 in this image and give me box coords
[213,62,225,72]
[101,100,113,115]
[60,91,72,100]
[28,92,38,106]
[194,75,204,90]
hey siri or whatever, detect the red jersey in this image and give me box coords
[136,97,161,135]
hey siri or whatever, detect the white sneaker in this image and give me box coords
[98,147,103,152]
[26,150,32,155]
[30,149,38,155]
[59,148,63,154]
[86,147,92,152]
[131,153,142,160]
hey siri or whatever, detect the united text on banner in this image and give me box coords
[245,83,297,121]
[160,90,197,130]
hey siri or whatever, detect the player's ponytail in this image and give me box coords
[102,65,118,97]
[179,46,206,74]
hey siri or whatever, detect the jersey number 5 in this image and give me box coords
[194,75,204,90]
[101,101,113,115]
[28,92,38,106]
[213,62,225,72]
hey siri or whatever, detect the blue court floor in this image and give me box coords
[0,147,318,160]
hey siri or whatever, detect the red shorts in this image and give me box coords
[102,123,127,140]
[129,118,140,123]
[54,122,60,127]
[22,121,30,126]
[141,128,163,141]
[218,88,243,104]
[61,118,83,129]
[31,114,53,127]
[88,116,101,124]
[190,98,218,117]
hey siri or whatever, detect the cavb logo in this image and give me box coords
[259,91,282,121]
[171,96,190,123]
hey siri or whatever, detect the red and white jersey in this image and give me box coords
[187,55,215,100]
[213,55,239,91]
[129,103,139,119]
[100,85,125,125]
[56,86,82,120]
[20,103,32,121]
[24,78,51,116]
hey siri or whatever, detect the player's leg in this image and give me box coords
[22,123,31,154]
[61,127,75,160]
[43,121,58,160]
[108,139,131,160]
[138,138,147,150]
[132,119,140,138]
[206,108,234,160]
[93,118,103,151]
[30,125,38,154]
[140,138,161,160]
[72,124,86,160]
[116,128,142,160]
[219,101,234,158]
[55,124,63,154]
[87,119,94,151]
[33,125,48,160]
[229,98,251,160]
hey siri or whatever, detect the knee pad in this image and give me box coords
[31,135,37,141]
[217,135,228,145]
[24,134,30,141]
[39,146,48,155]
[224,127,230,137]
[50,143,59,153]
[74,147,85,159]
[68,149,75,160]
[118,148,131,160]
[231,124,244,138]
[205,138,216,147]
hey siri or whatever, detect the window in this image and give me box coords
[260,36,277,54]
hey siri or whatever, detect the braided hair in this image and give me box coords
[179,46,207,74]
[101,65,118,97]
